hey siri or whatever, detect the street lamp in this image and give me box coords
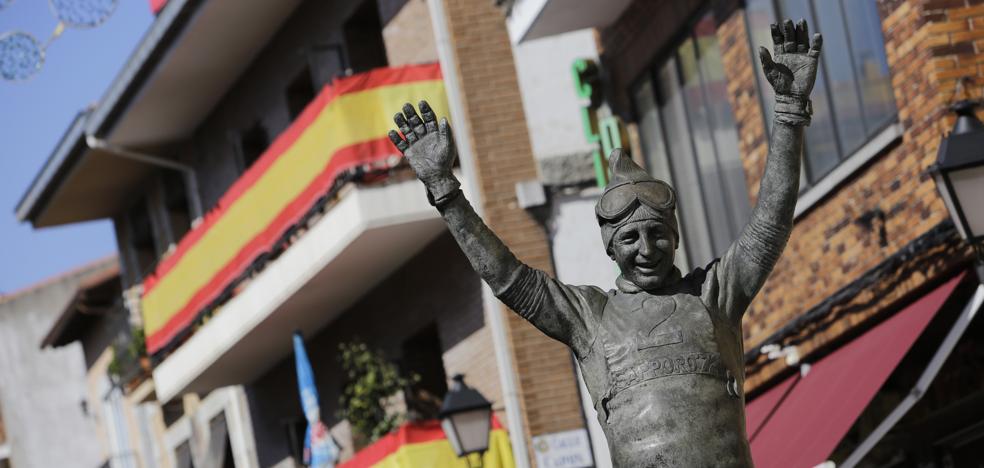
[440,374,493,461]
[932,99,984,269]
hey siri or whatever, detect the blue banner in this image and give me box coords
[293,332,338,467]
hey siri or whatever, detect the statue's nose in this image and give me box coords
[638,236,655,257]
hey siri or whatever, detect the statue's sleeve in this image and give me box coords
[498,268,608,359]
[702,122,802,324]
[435,187,606,358]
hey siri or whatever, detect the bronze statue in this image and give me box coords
[388,19,821,467]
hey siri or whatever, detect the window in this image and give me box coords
[283,417,307,464]
[206,413,235,468]
[632,12,750,269]
[237,122,270,171]
[343,0,388,73]
[401,324,448,420]
[308,44,349,84]
[746,0,896,185]
[162,170,192,242]
[287,65,317,122]
[127,198,160,278]
[175,441,195,468]
[161,399,185,427]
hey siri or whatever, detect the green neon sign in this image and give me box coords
[572,58,625,187]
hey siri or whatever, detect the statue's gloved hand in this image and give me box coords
[758,19,822,126]
[389,101,460,206]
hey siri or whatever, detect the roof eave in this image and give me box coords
[86,0,203,138]
[14,112,88,225]
[15,0,202,226]
[39,263,121,349]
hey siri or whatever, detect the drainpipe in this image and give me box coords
[85,135,204,221]
[425,1,531,466]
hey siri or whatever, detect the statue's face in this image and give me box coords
[608,219,676,290]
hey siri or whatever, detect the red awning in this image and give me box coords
[746,273,965,468]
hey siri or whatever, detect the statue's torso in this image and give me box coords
[578,280,753,467]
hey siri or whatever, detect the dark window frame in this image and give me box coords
[744,0,898,187]
[161,170,193,244]
[286,64,317,123]
[124,195,162,282]
[343,0,389,74]
[235,121,271,172]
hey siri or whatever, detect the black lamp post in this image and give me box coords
[440,374,493,462]
[932,99,984,274]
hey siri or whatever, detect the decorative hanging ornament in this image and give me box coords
[0,0,117,81]
[0,31,44,81]
[48,0,117,29]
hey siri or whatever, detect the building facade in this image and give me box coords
[504,0,984,466]
[0,259,114,468]
[17,0,984,466]
[17,0,598,466]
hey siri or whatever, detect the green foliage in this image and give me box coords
[128,327,147,359]
[107,351,123,379]
[108,326,148,381]
[337,340,414,442]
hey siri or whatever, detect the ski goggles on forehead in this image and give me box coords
[596,180,675,221]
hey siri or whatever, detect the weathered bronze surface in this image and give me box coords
[389,19,821,468]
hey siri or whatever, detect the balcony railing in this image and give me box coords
[140,63,448,356]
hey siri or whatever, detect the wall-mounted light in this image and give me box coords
[439,374,492,463]
[932,99,984,270]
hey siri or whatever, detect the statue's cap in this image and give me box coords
[608,148,654,184]
[596,149,679,249]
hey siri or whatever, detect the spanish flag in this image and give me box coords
[141,63,449,354]
[339,419,515,468]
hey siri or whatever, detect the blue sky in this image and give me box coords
[0,1,152,294]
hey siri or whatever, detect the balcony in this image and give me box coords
[139,63,450,401]
[14,0,456,405]
[152,175,451,401]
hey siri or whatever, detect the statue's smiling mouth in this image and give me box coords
[635,259,663,274]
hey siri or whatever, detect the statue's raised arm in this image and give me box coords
[388,102,604,358]
[709,18,822,324]
[388,101,523,294]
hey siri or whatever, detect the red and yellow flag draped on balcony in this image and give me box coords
[141,63,448,354]
[338,419,515,468]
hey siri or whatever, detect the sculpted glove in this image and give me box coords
[758,19,823,127]
[389,101,461,207]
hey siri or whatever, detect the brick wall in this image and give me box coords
[439,0,587,452]
[916,1,984,106]
[718,0,979,390]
